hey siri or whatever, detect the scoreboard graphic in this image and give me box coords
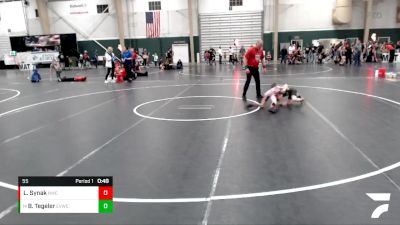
[18,177,113,213]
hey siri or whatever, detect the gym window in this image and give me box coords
[97,4,109,14]
[149,1,161,11]
[229,0,243,7]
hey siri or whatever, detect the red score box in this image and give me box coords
[99,186,113,200]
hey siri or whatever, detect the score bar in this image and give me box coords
[18,177,113,213]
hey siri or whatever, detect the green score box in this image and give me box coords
[99,200,113,213]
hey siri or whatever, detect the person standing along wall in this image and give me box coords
[280,46,288,64]
[353,42,361,67]
[83,50,90,68]
[345,42,353,65]
[217,47,223,64]
[387,42,395,63]
[311,46,317,64]
[93,50,99,68]
[228,46,233,64]
[166,48,174,68]
[239,46,246,65]
[50,58,63,82]
[104,47,115,83]
[143,49,149,66]
[129,48,137,67]
[58,51,65,69]
[153,53,159,67]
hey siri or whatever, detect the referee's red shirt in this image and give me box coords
[386,44,394,51]
[245,47,264,67]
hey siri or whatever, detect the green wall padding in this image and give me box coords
[264,29,364,56]
[77,39,120,56]
[263,32,273,55]
[369,28,400,43]
[78,36,200,62]
[277,29,365,47]
[77,28,399,61]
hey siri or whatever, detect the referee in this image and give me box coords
[242,40,266,99]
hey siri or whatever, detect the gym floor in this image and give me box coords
[0,63,400,224]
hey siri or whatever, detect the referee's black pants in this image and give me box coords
[124,63,134,82]
[243,66,261,97]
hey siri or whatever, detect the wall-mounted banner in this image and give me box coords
[70,2,88,15]
[3,52,59,65]
[173,41,187,44]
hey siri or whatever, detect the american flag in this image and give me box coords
[146,11,160,38]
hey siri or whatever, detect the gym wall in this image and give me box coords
[264,0,400,52]
[199,0,400,54]
[1,0,400,60]
[199,0,263,13]
[0,0,199,61]
[77,36,200,62]
[0,1,28,36]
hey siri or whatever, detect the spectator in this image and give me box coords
[239,46,246,65]
[353,40,361,67]
[365,45,373,62]
[83,50,90,68]
[93,50,99,68]
[317,45,325,64]
[129,48,137,67]
[372,43,378,62]
[176,59,183,70]
[305,46,311,63]
[217,46,223,64]
[333,46,341,64]
[339,46,346,66]
[78,53,83,68]
[266,51,272,64]
[209,47,216,65]
[330,44,336,60]
[280,46,288,64]
[311,45,317,63]
[152,53,159,67]
[166,48,174,65]
[58,51,65,70]
[159,59,165,70]
[204,50,210,64]
[228,46,234,64]
[386,42,395,63]
[104,47,115,83]
[345,42,352,65]
[50,58,63,82]
[361,42,367,62]
[142,48,149,66]
[375,43,382,63]
[288,44,295,56]
[31,69,41,82]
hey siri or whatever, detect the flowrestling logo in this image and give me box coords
[366,193,391,219]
